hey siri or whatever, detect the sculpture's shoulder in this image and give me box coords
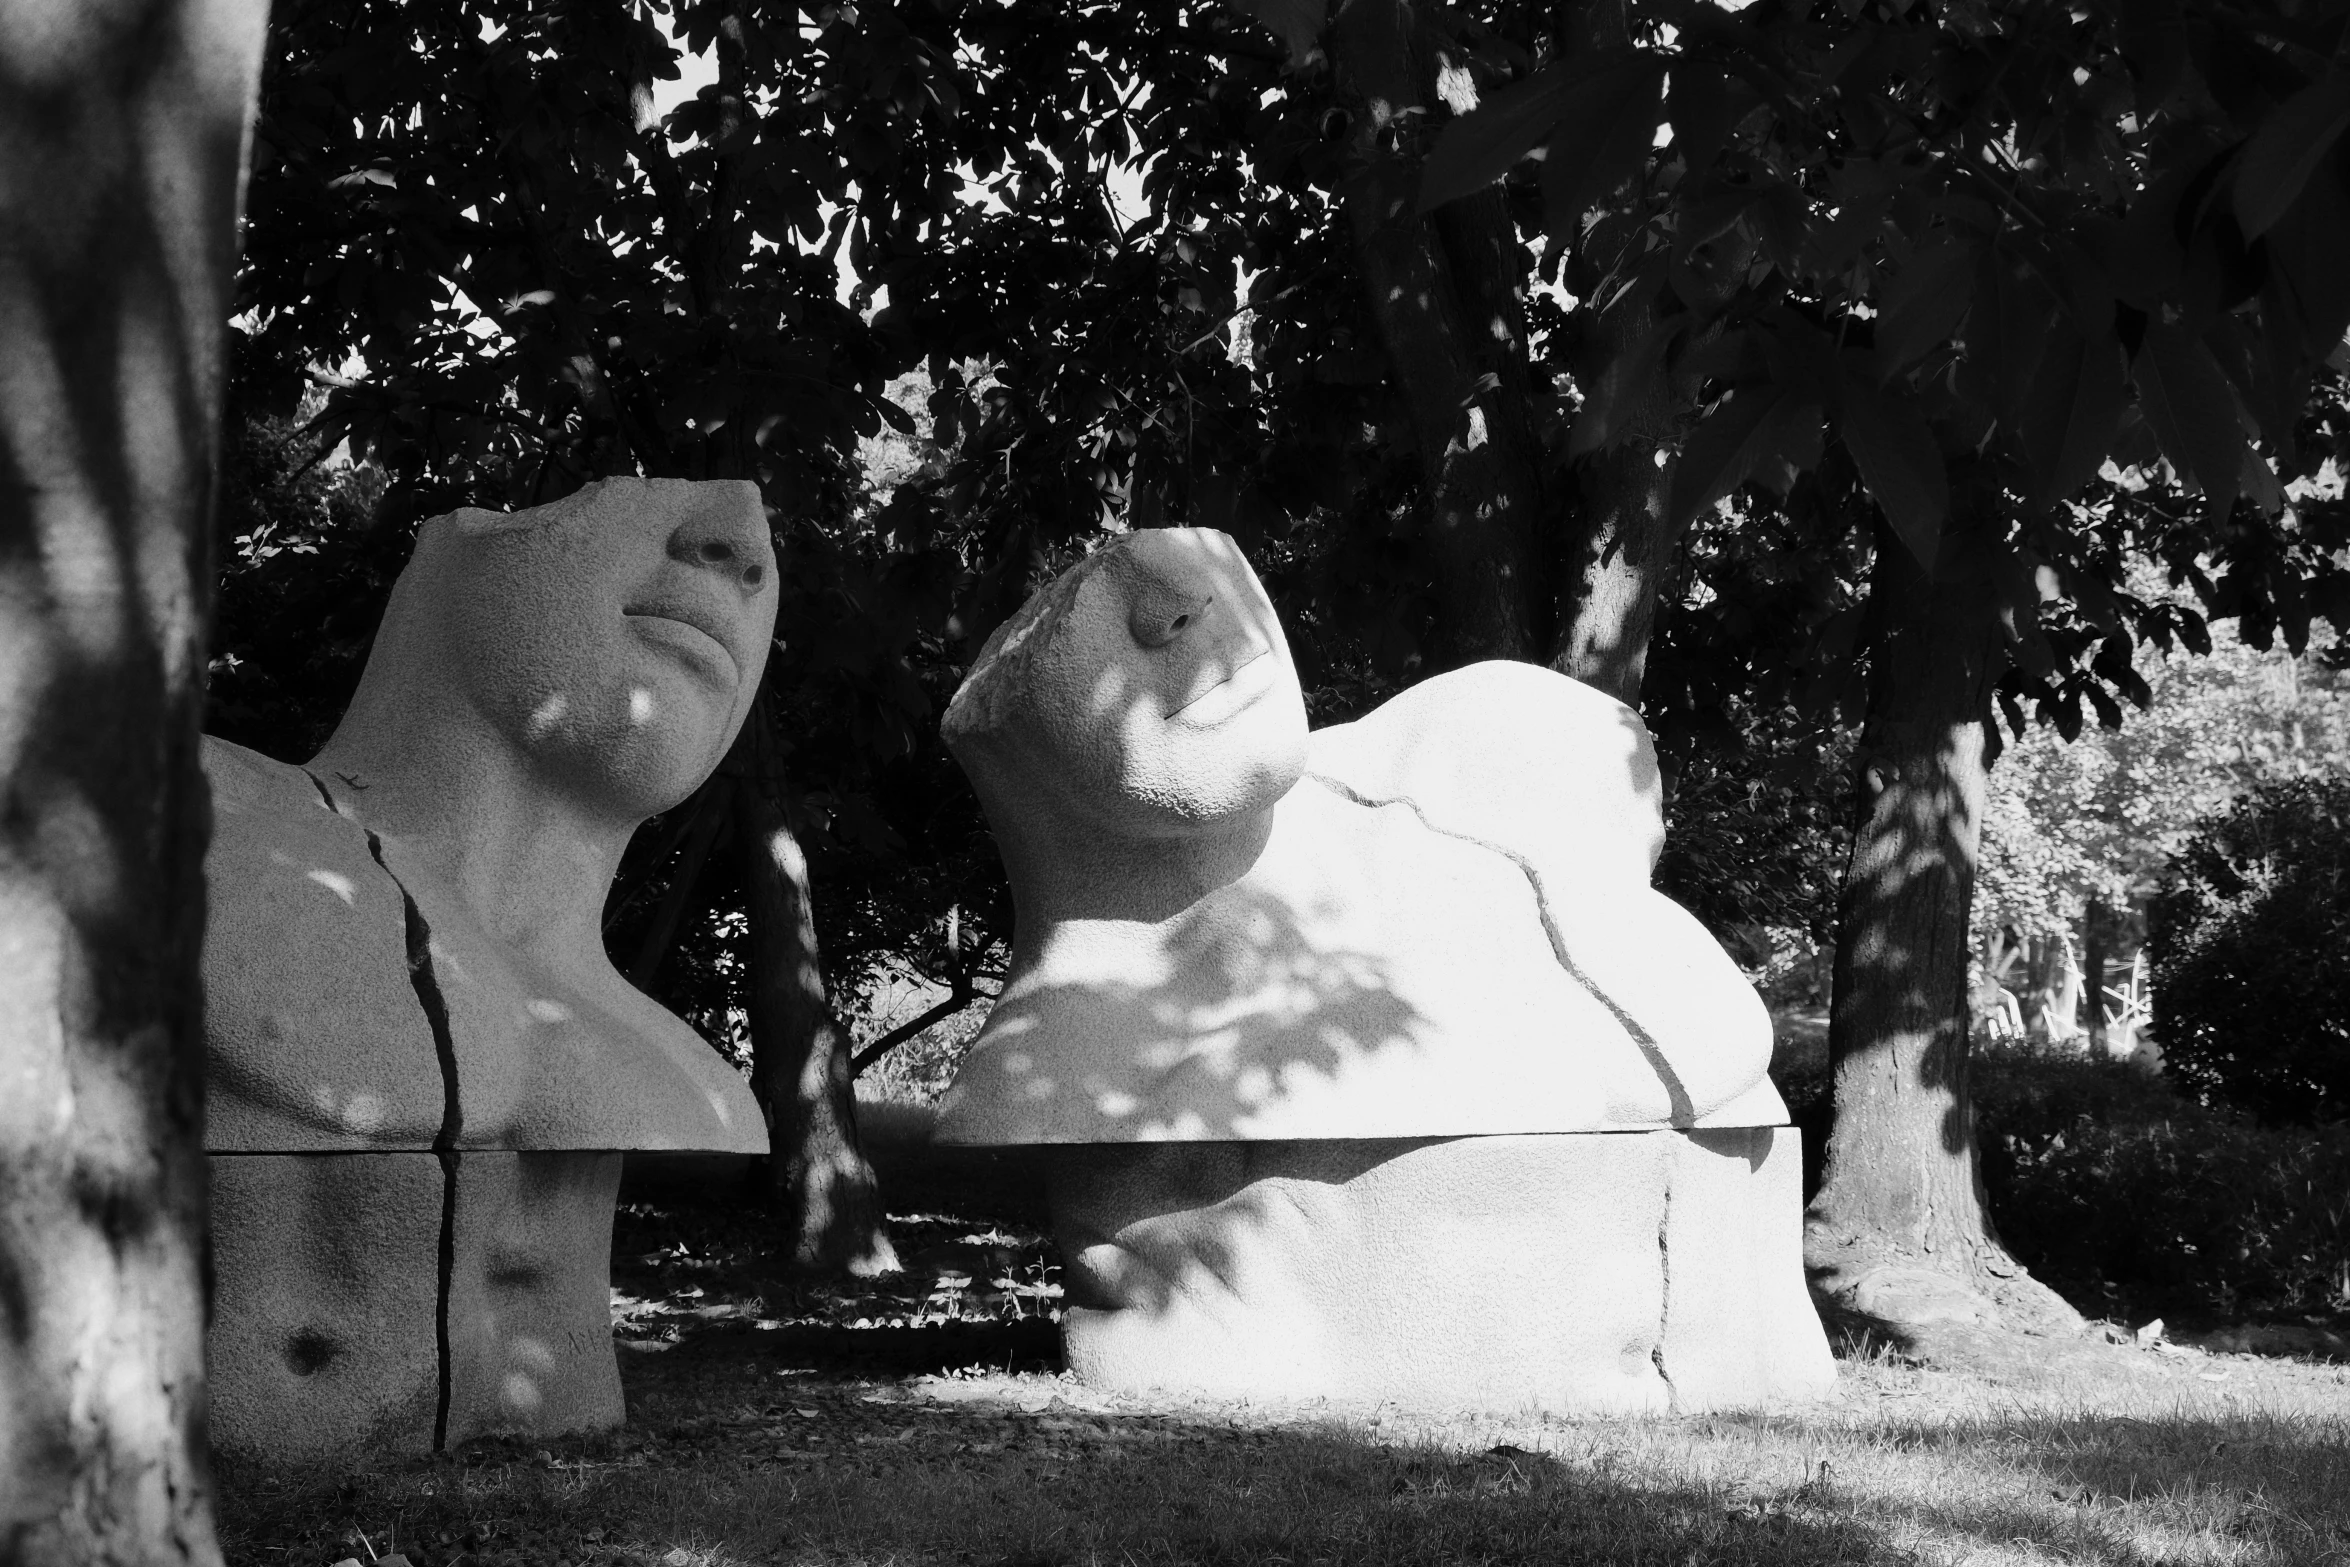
[1306,661,1665,887]
[201,739,765,1156]
[342,834,766,1157]
[201,736,450,1150]
[428,926,769,1156]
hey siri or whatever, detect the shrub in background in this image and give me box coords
[2147,778,2350,1126]
[1973,1049,2350,1324]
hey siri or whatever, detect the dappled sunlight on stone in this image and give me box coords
[930,526,1828,1414]
[203,479,781,1466]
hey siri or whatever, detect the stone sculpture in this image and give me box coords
[203,478,775,1462]
[936,527,1834,1410]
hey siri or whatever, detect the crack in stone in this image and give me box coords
[305,768,464,1450]
[1302,772,1697,1124]
[1652,1155,1679,1412]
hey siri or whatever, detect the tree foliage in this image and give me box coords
[2148,776,2350,1125]
[227,0,2350,1305]
[1978,587,2350,946]
[1418,0,2350,719]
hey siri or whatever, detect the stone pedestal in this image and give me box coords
[209,1150,624,1464]
[1045,1126,1834,1412]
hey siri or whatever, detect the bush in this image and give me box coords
[1975,1049,2350,1324]
[2146,777,2350,1125]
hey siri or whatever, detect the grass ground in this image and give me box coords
[217,1201,2350,1567]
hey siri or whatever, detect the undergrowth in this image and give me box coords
[1973,1049,2350,1327]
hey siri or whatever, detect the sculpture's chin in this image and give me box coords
[523,712,729,821]
[1116,746,1305,837]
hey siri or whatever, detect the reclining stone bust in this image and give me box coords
[203,477,773,1461]
[936,527,1832,1411]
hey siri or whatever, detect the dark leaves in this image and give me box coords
[2133,321,2248,513]
[2018,330,2128,505]
[1873,235,1977,377]
[1233,0,1325,67]
[1667,385,1813,530]
[1537,57,1666,232]
[1835,368,1947,567]
[2233,72,2350,240]
[1417,52,1661,215]
[1417,61,1584,212]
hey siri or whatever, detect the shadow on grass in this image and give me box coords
[623,1316,1062,1380]
[216,1323,2350,1567]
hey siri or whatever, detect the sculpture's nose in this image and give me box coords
[1128,578,1214,650]
[1124,529,1260,653]
[665,484,771,592]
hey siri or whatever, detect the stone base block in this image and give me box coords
[209,1150,624,1464]
[1047,1127,1834,1412]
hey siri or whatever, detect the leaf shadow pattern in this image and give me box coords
[968,880,1430,1145]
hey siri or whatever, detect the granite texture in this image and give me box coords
[208,1151,624,1463]
[934,527,1779,1145]
[207,1152,442,1461]
[204,477,774,1156]
[204,477,777,1459]
[1048,1127,1834,1412]
[933,529,1827,1410]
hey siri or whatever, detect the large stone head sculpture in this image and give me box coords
[319,476,776,822]
[926,530,1826,1421]
[207,477,780,1159]
[942,528,1309,910]
[202,477,780,1463]
[932,525,1781,1146]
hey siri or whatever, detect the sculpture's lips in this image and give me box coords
[624,604,739,687]
[1169,643,1274,723]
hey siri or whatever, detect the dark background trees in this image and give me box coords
[218,0,2350,1324]
[2150,776,2350,1125]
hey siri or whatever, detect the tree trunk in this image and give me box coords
[2083,898,2111,1055]
[735,711,898,1278]
[1325,0,1547,670]
[0,1,270,1558]
[1549,284,1677,706]
[1545,5,1681,709]
[1804,519,2080,1336]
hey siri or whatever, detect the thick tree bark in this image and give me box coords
[735,711,898,1278]
[0,0,269,1559]
[1804,519,2080,1334]
[1550,309,1676,709]
[1325,0,1548,670]
[1545,8,1680,708]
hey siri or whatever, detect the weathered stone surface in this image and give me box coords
[208,1151,623,1463]
[204,477,777,1459]
[442,1152,628,1445]
[204,742,443,1150]
[1049,1127,1834,1412]
[205,477,774,1155]
[207,1153,441,1461]
[934,527,1779,1145]
[934,528,1827,1409]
